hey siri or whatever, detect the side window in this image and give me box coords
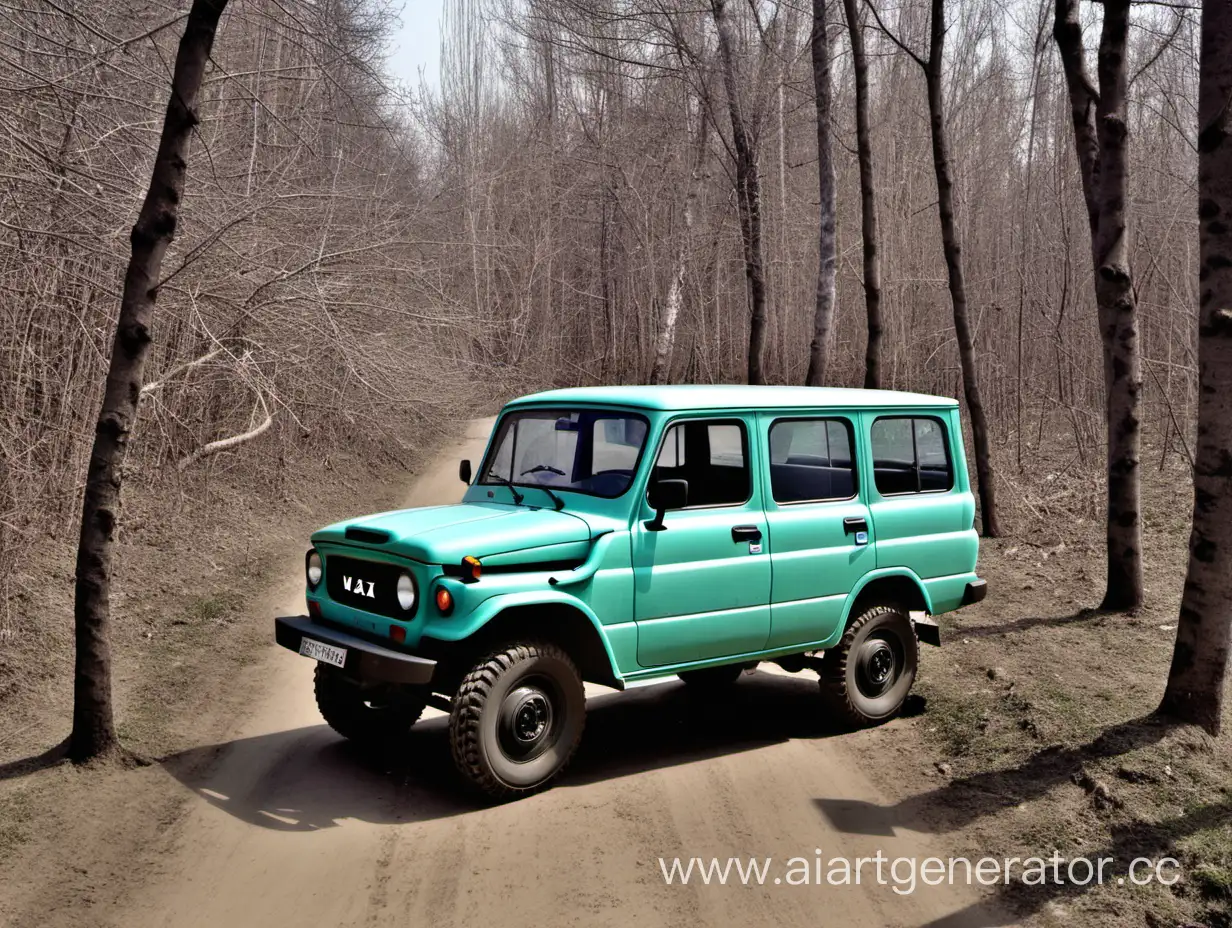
[655,424,687,468]
[870,416,953,495]
[768,418,857,503]
[913,419,950,491]
[651,420,750,507]
[591,417,646,472]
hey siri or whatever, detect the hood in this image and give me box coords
[312,502,594,565]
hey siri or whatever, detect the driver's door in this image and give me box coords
[632,418,772,667]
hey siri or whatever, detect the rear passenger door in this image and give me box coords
[761,414,876,650]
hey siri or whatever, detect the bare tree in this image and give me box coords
[842,0,884,390]
[1158,0,1232,736]
[805,0,838,386]
[652,96,709,385]
[1054,0,1144,611]
[70,0,229,762]
[711,0,770,384]
[867,0,1001,535]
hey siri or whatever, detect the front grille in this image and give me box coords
[325,555,417,619]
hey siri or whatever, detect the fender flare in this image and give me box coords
[429,589,624,684]
[838,567,934,627]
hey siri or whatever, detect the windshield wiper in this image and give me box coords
[495,474,524,505]
[537,485,565,511]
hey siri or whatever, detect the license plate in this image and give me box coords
[299,637,346,668]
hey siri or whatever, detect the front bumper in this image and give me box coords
[274,615,436,685]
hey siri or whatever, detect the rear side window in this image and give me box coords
[768,418,857,503]
[651,419,749,507]
[870,417,953,495]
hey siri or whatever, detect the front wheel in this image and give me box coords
[449,642,586,800]
[819,605,918,727]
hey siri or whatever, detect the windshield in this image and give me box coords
[480,408,650,499]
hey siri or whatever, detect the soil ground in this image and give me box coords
[0,423,1227,928]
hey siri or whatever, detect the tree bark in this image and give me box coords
[924,0,1000,537]
[842,0,883,390]
[805,0,837,387]
[1054,0,1144,611]
[70,0,229,763]
[1159,0,1232,735]
[711,0,768,385]
[651,97,708,386]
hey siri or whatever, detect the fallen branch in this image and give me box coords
[176,392,272,471]
[141,347,224,396]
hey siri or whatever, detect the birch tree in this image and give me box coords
[1158,0,1232,736]
[1054,0,1145,611]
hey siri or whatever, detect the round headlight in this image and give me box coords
[306,550,322,588]
[396,572,416,611]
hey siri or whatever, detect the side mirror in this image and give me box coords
[645,479,688,532]
[459,459,472,484]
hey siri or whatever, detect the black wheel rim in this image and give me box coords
[855,634,901,698]
[497,676,559,762]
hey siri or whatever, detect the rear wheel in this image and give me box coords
[449,642,586,800]
[677,664,745,689]
[314,664,427,746]
[819,605,918,727]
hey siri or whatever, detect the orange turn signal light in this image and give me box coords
[462,555,481,582]
[389,624,406,644]
[435,586,453,615]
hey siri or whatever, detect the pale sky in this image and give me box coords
[388,0,445,89]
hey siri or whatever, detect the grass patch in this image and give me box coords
[182,592,241,625]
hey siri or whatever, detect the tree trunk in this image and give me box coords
[1054,0,1144,611]
[805,0,837,387]
[70,0,229,763]
[924,0,1000,537]
[842,0,883,390]
[651,97,708,386]
[1158,0,1232,735]
[711,0,768,385]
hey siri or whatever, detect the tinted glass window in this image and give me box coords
[914,419,951,491]
[652,420,749,507]
[871,416,953,495]
[768,419,857,503]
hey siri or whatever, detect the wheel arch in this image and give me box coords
[840,569,933,628]
[426,593,622,691]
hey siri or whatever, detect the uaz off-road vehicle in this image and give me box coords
[276,385,986,799]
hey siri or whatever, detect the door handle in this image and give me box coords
[842,517,868,534]
[731,525,762,543]
[843,516,870,546]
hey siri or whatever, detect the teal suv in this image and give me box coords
[275,385,987,798]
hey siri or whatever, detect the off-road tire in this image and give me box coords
[314,664,426,746]
[449,642,586,801]
[819,605,918,727]
[678,664,745,689]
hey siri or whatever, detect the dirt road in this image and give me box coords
[115,421,1005,928]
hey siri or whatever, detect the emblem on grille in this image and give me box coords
[342,576,376,598]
